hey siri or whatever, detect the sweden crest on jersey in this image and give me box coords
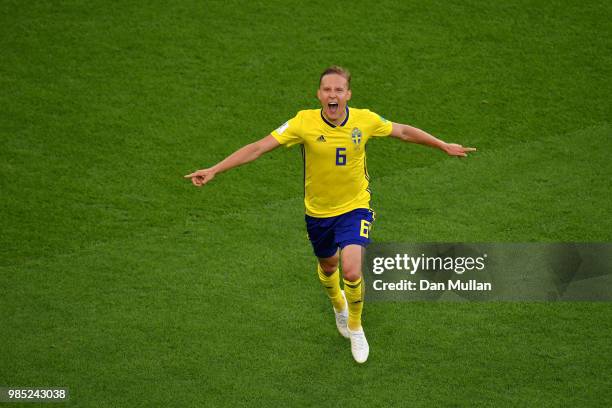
[351,127,363,149]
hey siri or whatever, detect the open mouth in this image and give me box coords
[328,102,339,114]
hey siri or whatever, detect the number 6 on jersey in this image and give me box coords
[336,147,347,166]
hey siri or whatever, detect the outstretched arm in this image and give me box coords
[390,123,476,157]
[184,134,281,187]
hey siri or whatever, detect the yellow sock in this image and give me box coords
[317,264,345,312]
[343,277,364,331]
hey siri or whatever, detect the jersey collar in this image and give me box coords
[320,106,349,128]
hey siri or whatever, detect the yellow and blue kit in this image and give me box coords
[271,106,392,257]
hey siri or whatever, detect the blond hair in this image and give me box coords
[319,65,351,89]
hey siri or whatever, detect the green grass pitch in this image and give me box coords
[1,0,611,406]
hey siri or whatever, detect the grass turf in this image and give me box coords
[1,0,611,406]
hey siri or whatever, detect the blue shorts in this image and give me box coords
[305,208,375,259]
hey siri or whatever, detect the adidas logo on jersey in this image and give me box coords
[317,135,327,142]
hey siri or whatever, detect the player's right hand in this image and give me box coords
[184,168,215,187]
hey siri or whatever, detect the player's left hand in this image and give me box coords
[443,143,477,157]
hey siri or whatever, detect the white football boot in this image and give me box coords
[334,291,350,338]
[348,327,369,363]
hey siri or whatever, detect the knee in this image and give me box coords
[319,258,339,275]
[342,265,362,282]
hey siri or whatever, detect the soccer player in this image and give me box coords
[185,66,476,363]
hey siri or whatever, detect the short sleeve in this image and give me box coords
[367,110,393,137]
[271,112,304,147]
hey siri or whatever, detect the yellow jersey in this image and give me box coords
[271,107,393,217]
